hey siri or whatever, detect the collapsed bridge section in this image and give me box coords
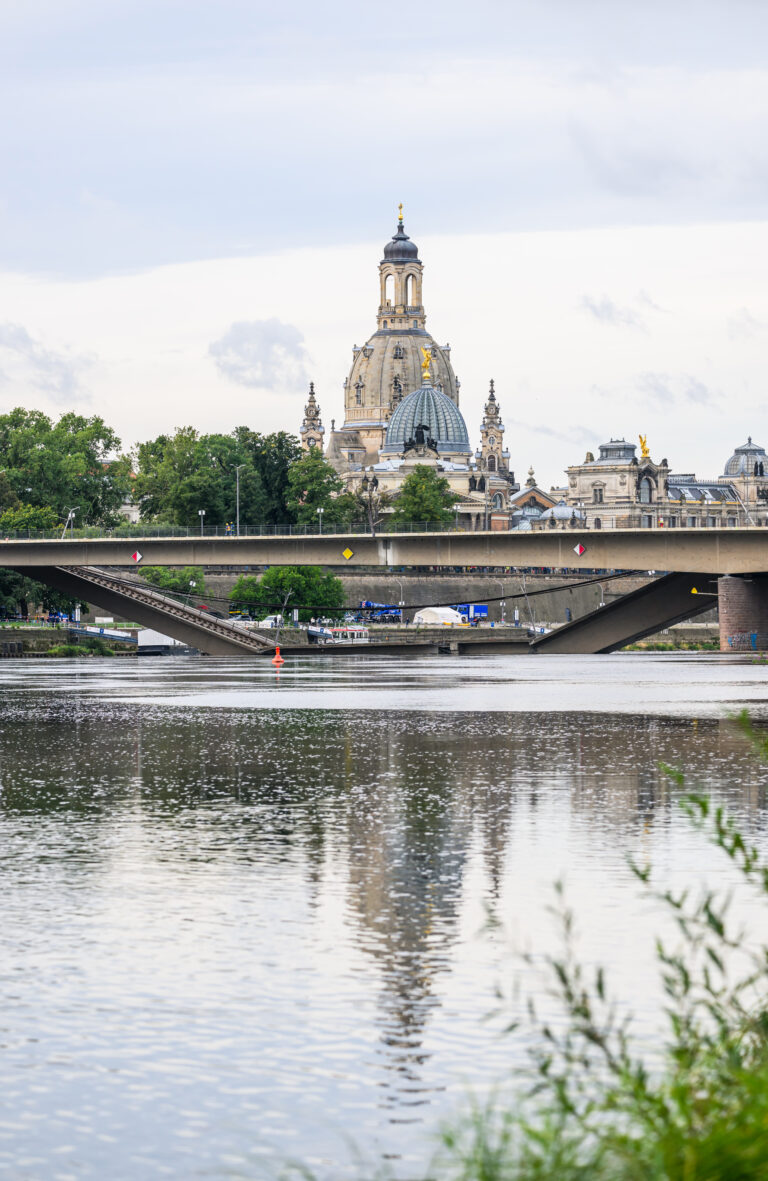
[20,566,277,656]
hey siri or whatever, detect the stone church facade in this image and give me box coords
[299,211,519,529]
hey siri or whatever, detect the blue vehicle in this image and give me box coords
[360,600,402,623]
[454,603,488,626]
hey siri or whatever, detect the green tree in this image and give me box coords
[0,505,59,535]
[0,569,81,618]
[138,566,206,596]
[133,427,298,528]
[230,566,345,622]
[234,429,302,526]
[0,407,131,525]
[387,464,459,528]
[286,449,356,526]
[0,472,19,512]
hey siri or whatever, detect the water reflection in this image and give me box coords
[1,662,768,1177]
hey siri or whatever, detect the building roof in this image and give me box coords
[380,381,471,456]
[723,437,767,476]
[591,439,638,464]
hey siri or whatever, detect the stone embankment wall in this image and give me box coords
[200,571,655,625]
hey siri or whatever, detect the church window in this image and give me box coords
[593,487,604,504]
[385,274,394,304]
[487,455,496,472]
[393,345,404,359]
[492,493,504,510]
[405,274,414,304]
[638,477,653,503]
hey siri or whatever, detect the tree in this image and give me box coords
[138,566,206,596]
[0,569,82,618]
[387,464,459,528]
[132,427,299,528]
[230,566,345,622]
[0,505,59,535]
[234,429,302,526]
[0,407,131,525]
[286,449,356,526]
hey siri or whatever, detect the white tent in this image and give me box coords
[412,606,465,626]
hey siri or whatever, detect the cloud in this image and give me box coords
[636,371,717,406]
[579,294,645,329]
[509,419,596,446]
[727,306,767,340]
[0,321,92,402]
[208,318,310,391]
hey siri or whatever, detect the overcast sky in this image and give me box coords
[1,0,767,486]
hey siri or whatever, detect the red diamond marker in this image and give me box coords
[131,550,143,563]
[573,543,586,556]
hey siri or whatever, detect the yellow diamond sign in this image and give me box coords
[342,547,354,561]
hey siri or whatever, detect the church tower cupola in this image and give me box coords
[300,382,325,452]
[378,204,425,332]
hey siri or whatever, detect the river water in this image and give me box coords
[2,652,768,1179]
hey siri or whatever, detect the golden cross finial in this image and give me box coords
[397,202,403,223]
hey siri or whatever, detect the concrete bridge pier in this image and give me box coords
[718,575,768,652]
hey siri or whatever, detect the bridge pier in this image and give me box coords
[718,575,768,652]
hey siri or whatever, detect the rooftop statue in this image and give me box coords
[639,434,650,459]
[420,347,432,380]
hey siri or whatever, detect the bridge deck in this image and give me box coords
[4,528,768,574]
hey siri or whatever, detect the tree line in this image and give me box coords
[0,406,458,615]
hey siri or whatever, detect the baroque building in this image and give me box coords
[560,435,768,529]
[299,210,520,528]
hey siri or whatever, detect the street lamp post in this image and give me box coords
[317,506,324,534]
[198,509,206,536]
[61,506,79,540]
[235,465,246,537]
[496,579,505,623]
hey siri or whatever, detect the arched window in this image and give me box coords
[487,454,496,472]
[492,493,504,510]
[384,274,394,304]
[639,477,653,503]
[405,274,413,304]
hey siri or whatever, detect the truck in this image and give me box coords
[454,603,489,626]
[359,600,402,623]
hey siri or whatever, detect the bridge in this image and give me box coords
[4,528,768,655]
[3,526,768,574]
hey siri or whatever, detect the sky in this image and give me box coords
[0,0,767,486]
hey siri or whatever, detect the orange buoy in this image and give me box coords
[272,645,285,666]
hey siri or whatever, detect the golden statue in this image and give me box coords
[639,434,650,459]
[398,202,403,222]
[420,347,432,380]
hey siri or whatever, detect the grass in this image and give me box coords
[48,637,115,657]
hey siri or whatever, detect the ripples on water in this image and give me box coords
[1,653,768,1178]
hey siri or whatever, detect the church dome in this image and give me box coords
[383,221,420,263]
[381,382,470,456]
[723,437,767,476]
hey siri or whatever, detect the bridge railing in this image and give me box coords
[0,520,469,541]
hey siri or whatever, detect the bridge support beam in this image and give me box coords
[718,575,768,652]
[531,572,718,654]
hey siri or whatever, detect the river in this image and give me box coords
[1,652,768,1179]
